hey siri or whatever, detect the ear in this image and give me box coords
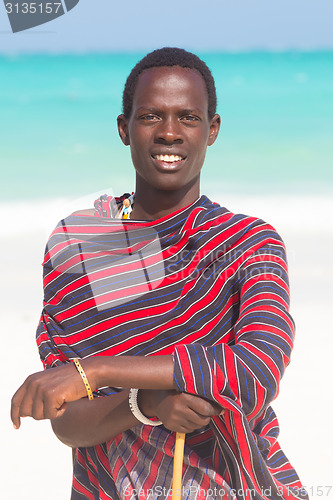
[208,114,221,146]
[117,114,130,146]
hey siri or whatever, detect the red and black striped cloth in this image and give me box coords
[36,195,307,500]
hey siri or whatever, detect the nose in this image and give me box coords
[155,116,183,145]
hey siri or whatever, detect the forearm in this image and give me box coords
[51,389,139,448]
[12,354,222,441]
[83,355,175,392]
[51,354,174,449]
[11,354,176,431]
[51,387,223,448]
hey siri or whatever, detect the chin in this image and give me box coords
[136,169,200,194]
[152,178,191,193]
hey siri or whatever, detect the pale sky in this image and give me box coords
[0,0,333,53]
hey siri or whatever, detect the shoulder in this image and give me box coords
[199,197,283,240]
[218,209,285,251]
[235,213,284,244]
[71,208,95,216]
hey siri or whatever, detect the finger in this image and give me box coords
[185,394,221,417]
[163,421,193,434]
[19,391,36,419]
[11,384,27,429]
[19,375,43,421]
[31,387,48,421]
[176,417,210,433]
[167,408,210,431]
[53,401,67,419]
[43,392,67,420]
[12,375,46,424]
[11,401,21,429]
[172,395,212,423]
[184,408,211,427]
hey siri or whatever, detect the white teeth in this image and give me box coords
[154,154,183,162]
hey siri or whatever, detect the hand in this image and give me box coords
[11,363,90,429]
[139,390,223,433]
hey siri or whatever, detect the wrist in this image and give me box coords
[72,358,94,400]
[138,389,156,418]
[80,356,105,392]
[128,389,162,426]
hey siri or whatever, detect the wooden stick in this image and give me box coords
[172,432,185,499]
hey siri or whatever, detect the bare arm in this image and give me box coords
[85,355,175,392]
[11,355,222,445]
[51,388,222,448]
[51,389,136,448]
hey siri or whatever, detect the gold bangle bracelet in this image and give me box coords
[73,358,94,400]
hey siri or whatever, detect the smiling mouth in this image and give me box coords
[152,154,185,169]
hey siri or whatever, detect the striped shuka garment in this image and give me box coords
[36,195,307,500]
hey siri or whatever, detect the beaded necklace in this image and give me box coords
[118,194,134,219]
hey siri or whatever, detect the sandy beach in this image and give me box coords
[2,194,332,499]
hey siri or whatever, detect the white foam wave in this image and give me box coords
[1,192,332,238]
[212,192,333,235]
[1,188,115,238]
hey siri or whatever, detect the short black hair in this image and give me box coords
[122,47,217,119]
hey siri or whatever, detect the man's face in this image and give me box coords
[118,66,220,195]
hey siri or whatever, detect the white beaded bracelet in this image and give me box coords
[128,388,162,426]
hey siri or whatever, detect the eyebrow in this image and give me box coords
[135,106,204,115]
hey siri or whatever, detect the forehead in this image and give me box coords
[132,66,209,113]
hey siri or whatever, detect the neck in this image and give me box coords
[130,175,201,220]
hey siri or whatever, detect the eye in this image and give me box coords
[181,115,200,123]
[139,114,160,122]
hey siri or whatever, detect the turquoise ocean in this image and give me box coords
[1,51,332,203]
[2,52,333,500]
